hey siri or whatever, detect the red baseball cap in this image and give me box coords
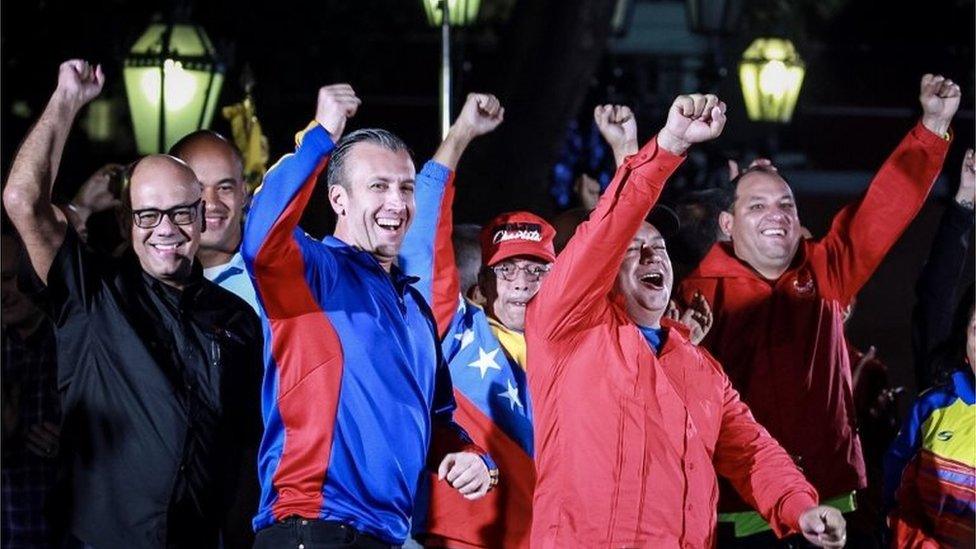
[480,211,557,266]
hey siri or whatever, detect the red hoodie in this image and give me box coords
[527,136,818,548]
[679,121,950,513]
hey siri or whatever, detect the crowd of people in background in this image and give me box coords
[0,58,971,549]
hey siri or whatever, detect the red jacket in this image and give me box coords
[526,136,818,548]
[679,121,950,512]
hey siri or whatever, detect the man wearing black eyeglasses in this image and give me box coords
[2,60,262,548]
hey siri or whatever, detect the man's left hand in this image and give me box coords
[799,505,846,548]
[437,451,493,500]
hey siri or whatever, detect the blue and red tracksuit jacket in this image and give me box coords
[242,124,485,544]
[400,163,535,548]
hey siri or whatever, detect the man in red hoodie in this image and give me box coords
[526,93,846,548]
[678,74,959,545]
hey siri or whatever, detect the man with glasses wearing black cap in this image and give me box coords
[525,96,846,548]
[2,60,262,548]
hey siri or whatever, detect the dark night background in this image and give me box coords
[1,0,974,407]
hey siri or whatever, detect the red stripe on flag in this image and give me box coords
[423,390,536,549]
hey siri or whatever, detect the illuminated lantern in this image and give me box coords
[738,37,805,123]
[123,20,225,154]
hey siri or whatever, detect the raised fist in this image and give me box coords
[594,104,638,160]
[454,93,504,139]
[658,94,726,155]
[315,84,361,143]
[919,74,961,136]
[55,60,104,110]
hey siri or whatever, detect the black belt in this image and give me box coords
[279,517,397,548]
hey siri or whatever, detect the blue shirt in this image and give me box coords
[637,324,666,354]
[203,252,259,314]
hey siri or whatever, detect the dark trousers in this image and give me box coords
[253,517,398,549]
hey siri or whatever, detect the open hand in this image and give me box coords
[73,163,125,215]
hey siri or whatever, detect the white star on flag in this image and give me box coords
[498,378,523,411]
[453,328,475,350]
[468,347,502,379]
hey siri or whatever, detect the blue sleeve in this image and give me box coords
[400,160,453,306]
[241,125,337,316]
[882,396,931,512]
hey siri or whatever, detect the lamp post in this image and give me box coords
[421,0,482,139]
[738,37,805,123]
[123,18,225,154]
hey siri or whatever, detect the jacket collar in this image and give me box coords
[691,240,810,281]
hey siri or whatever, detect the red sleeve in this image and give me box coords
[709,352,819,537]
[527,136,684,342]
[431,181,461,336]
[816,121,950,302]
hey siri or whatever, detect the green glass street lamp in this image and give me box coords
[421,0,482,139]
[738,37,805,123]
[123,20,225,154]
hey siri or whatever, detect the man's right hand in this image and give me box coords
[594,104,638,166]
[658,94,726,156]
[956,148,975,210]
[919,74,960,137]
[315,84,361,143]
[453,93,504,141]
[55,60,104,112]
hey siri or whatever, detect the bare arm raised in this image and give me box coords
[2,60,104,283]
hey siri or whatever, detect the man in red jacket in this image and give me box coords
[526,93,846,548]
[677,74,960,545]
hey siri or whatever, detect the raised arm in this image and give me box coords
[400,93,503,334]
[3,60,104,283]
[242,85,358,316]
[819,74,957,302]
[529,95,725,341]
[595,104,639,167]
[911,149,975,389]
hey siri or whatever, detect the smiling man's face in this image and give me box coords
[128,156,203,288]
[329,142,416,271]
[720,170,801,280]
[173,135,247,260]
[615,221,673,328]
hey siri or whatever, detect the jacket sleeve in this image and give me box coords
[399,160,460,336]
[241,124,337,318]
[527,136,684,342]
[710,353,819,538]
[911,201,974,390]
[817,121,950,303]
[882,397,927,513]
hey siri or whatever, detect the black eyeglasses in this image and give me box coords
[130,199,202,229]
[491,262,551,282]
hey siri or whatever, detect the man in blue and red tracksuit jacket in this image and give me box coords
[242,85,496,548]
[400,93,549,548]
